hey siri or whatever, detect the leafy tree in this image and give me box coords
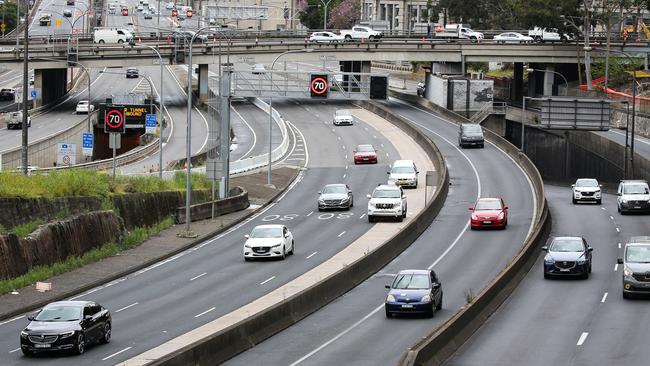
[297,0,327,30]
[328,0,360,29]
[1,2,23,34]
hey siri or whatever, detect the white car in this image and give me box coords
[493,32,534,44]
[252,63,266,74]
[136,4,143,11]
[572,178,602,204]
[76,100,94,114]
[333,109,353,125]
[165,2,174,9]
[388,159,419,188]
[309,31,345,43]
[367,184,407,223]
[243,224,294,260]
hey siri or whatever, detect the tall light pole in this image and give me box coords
[143,44,165,179]
[267,48,313,186]
[21,0,28,175]
[319,0,332,30]
[526,67,569,96]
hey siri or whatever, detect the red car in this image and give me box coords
[121,8,128,16]
[469,197,508,229]
[353,144,378,164]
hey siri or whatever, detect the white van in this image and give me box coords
[94,28,133,44]
[388,159,419,188]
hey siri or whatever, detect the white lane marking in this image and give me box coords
[292,102,485,365]
[342,145,346,150]
[601,207,606,210]
[9,348,20,353]
[232,105,257,161]
[115,302,139,313]
[618,243,622,249]
[380,143,384,147]
[343,174,346,179]
[337,136,341,140]
[337,231,346,238]
[601,292,608,303]
[345,155,348,159]
[0,315,24,326]
[260,276,276,285]
[306,211,314,217]
[616,227,620,232]
[306,252,318,259]
[102,347,133,361]
[610,216,614,220]
[359,213,366,219]
[194,307,216,318]
[386,153,389,157]
[614,263,619,271]
[577,332,589,346]
[345,165,348,170]
[609,129,650,145]
[190,272,207,281]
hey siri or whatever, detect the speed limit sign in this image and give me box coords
[105,108,125,133]
[310,74,328,99]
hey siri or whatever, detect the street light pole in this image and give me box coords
[521,96,527,153]
[319,0,332,30]
[267,48,313,186]
[21,0,28,175]
[526,67,569,96]
[144,45,165,179]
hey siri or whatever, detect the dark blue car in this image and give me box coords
[385,269,443,318]
[543,236,593,279]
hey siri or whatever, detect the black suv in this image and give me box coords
[458,123,485,148]
[0,88,15,100]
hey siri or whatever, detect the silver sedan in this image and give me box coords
[493,32,534,44]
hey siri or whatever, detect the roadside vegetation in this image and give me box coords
[0,169,211,198]
[0,217,174,295]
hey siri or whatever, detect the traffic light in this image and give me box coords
[370,76,388,100]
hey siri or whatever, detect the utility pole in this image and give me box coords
[21,0,28,175]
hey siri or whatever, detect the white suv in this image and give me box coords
[617,180,650,214]
[571,178,602,204]
[367,184,407,223]
[388,159,418,188]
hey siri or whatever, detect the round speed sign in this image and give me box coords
[310,74,328,98]
[105,109,125,133]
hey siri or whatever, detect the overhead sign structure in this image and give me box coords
[145,113,157,134]
[104,108,125,133]
[57,143,77,166]
[310,74,328,99]
[82,133,93,157]
[538,97,611,131]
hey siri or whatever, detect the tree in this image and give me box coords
[1,2,22,34]
[328,0,360,29]
[297,0,327,30]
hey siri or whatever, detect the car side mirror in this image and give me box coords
[416,171,419,174]
[617,257,624,264]
[317,191,321,195]
[387,171,390,174]
[469,207,474,211]
[617,192,622,196]
[432,283,441,289]
[588,247,593,252]
[366,194,371,199]
[571,184,575,188]
[244,234,250,238]
[27,313,36,321]
[504,206,509,210]
[385,284,391,289]
[84,315,93,321]
[541,246,548,251]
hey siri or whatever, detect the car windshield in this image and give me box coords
[322,186,345,194]
[576,179,598,187]
[250,227,282,238]
[550,239,584,252]
[78,101,88,105]
[373,189,400,198]
[335,110,351,117]
[357,145,374,152]
[34,305,81,322]
[623,184,649,194]
[391,166,414,174]
[463,125,482,133]
[392,273,430,289]
[626,246,650,263]
[475,200,501,210]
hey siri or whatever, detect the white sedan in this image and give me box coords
[76,100,94,114]
[493,32,534,44]
[243,224,294,261]
[309,31,345,43]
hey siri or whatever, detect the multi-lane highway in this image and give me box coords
[224,98,537,365]
[447,186,649,366]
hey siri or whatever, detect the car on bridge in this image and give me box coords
[353,144,378,164]
[493,32,533,44]
[617,180,650,214]
[318,183,353,211]
[76,100,94,114]
[367,184,407,222]
[618,236,650,298]
[571,178,602,204]
[543,236,593,279]
[384,269,443,318]
[6,111,31,129]
[309,31,345,43]
[63,8,73,17]
[20,300,112,356]
[144,10,152,19]
[126,67,139,78]
[243,224,294,261]
[165,2,174,9]
[469,197,508,229]
[0,87,15,100]
[122,7,128,16]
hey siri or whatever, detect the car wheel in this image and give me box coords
[100,322,111,344]
[543,272,550,279]
[21,348,33,356]
[385,307,392,318]
[345,35,352,41]
[350,198,353,208]
[74,333,85,355]
[281,246,286,260]
[397,215,403,222]
[623,291,631,299]
[99,39,105,43]
[317,206,322,212]
[436,293,443,310]
[118,39,124,44]
[426,305,435,318]
[583,272,589,280]
[368,215,374,223]
[617,204,621,213]
[244,257,251,262]
[588,263,592,273]
[480,143,484,148]
[596,199,602,205]
[572,198,577,204]
[289,241,294,255]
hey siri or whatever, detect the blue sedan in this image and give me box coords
[543,236,593,279]
[385,269,443,318]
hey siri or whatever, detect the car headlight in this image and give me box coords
[318,199,325,204]
[20,330,28,338]
[59,330,75,338]
[624,266,633,277]
[497,212,505,220]
[341,198,349,203]
[471,214,478,220]
[544,256,554,264]
[369,202,375,208]
[244,244,252,248]
[386,294,395,302]
[577,258,586,264]
[622,199,628,204]
[420,294,432,302]
[271,243,282,248]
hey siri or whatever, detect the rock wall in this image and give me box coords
[0,211,125,280]
[0,197,102,229]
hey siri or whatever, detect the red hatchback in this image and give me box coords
[353,144,378,164]
[470,197,508,229]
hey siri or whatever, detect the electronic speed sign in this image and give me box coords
[310,74,328,98]
[105,108,125,133]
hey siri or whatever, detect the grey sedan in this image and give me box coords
[318,183,353,211]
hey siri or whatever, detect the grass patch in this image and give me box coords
[0,216,174,295]
[0,169,211,198]
[10,220,45,238]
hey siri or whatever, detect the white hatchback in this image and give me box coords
[309,31,344,43]
[243,224,294,260]
[76,100,94,114]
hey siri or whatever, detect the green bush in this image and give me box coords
[591,56,644,87]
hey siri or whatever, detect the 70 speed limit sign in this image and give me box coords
[104,108,125,133]
[310,74,328,99]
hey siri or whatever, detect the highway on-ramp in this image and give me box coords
[224,98,537,365]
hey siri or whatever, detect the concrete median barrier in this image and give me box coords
[389,89,551,366]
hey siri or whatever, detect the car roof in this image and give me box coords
[375,184,400,190]
[397,269,430,275]
[357,144,374,148]
[392,159,414,166]
[477,197,500,201]
[627,236,650,245]
[620,180,648,184]
[323,183,345,188]
[552,236,583,241]
[252,224,284,229]
[44,300,93,308]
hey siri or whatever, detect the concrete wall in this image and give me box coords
[611,109,650,139]
[175,187,249,224]
[0,211,125,280]
[112,190,211,229]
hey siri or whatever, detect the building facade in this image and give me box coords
[360,0,432,33]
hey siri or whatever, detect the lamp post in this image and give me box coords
[267,48,313,186]
[521,95,528,153]
[143,44,165,179]
[319,0,332,30]
[526,67,569,96]
[21,0,28,175]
